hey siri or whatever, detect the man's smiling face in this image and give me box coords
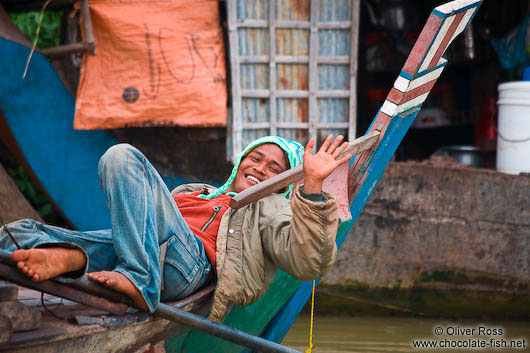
[227,143,288,193]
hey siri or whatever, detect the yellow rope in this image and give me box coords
[305,280,315,353]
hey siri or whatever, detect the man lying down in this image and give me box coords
[0,135,351,321]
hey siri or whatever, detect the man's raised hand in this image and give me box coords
[303,135,352,194]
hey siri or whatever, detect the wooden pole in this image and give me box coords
[39,42,94,57]
[230,131,380,209]
[79,0,96,55]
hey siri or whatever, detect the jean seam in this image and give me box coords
[140,155,150,277]
[35,222,114,244]
[49,233,114,244]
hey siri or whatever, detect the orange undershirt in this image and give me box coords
[173,191,231,271]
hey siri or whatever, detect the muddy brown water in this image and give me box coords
[282,315,530,352]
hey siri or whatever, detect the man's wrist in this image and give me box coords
[300,186,327,202]
[303,175,322,194]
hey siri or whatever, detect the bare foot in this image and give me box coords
[87,271,149,311]
[11,248,86,282]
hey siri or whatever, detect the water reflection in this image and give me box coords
[282,316,530,352]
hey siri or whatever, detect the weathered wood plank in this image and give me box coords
[0,315,13,344]
[348,0,361,141]
[227,0,243,158]
[0,4,32,47]
[308,0,319,142]
[0,301,40,332]
[0,163,43,225]
[268,0,277,136]
[0,281,17,302]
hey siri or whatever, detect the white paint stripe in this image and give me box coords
[409,66,444,90]
[393,65,444,93]
[449,9,474,44]
[381,91,431,117]
[419,15,455,72]
[436,0,480,15]
[427,10,471,70]
[381,100,398,117]
[393,76,410,92]
[397,92,430,114]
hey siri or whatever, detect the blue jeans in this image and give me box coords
[0,144,211,313]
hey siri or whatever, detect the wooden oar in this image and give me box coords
[230,131,380,210]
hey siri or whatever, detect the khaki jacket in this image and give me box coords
[173,183,339,322]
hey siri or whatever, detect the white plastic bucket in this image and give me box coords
[496,82,530,175]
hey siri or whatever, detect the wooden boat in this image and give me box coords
[0,0,482,352]
[0,281,214,353]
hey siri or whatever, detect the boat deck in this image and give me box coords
[1,283,214,353]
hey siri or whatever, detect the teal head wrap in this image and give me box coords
[201,136,304,199]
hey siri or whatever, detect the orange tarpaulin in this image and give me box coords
[74,0,227,130]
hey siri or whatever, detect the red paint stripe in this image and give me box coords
[387,80,436,105]
[387,88,404,104]
[428,11,466,70]
[348,112,392,202]
[402,14,443,75]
